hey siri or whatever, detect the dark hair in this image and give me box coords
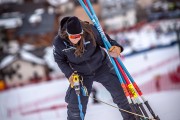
[60,19,97,57]
[60,16,70,30]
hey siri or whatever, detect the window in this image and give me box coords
[32,62,37,66]
[16,64,20,69]
[17,74,22,79]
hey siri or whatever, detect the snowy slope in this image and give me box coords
[1,84,180,120]
[86,90,180,120]
[0,44,179,120]
[123,44,179,85]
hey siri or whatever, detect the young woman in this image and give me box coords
[53,16,135,120]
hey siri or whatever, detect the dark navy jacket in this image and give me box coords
[53,25,123,78]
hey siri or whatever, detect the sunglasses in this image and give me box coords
[67,31,83,39]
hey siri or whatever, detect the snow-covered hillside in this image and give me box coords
[0,44,179,120]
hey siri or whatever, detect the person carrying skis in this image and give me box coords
[53,16,136,120]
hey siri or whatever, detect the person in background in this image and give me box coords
[91,86,99,104]
[53,16,136,120]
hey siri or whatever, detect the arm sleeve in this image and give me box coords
[53,40,73,79]
[92,25,124,52]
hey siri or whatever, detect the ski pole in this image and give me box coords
[114,58,149,119]
[72,72,84,120]
[80,0,143,116]
[116,57,160,120]
[78,1,147,120]
[112,58,146,120]
[78,1,159,120]
[78,0,141,118]
[77,95,84,120]
[82,0,160,119]
[88,95,156,120]
[78,0,112,48]
[78,0,147,119]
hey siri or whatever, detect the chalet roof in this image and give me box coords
[21,44,46,58]
[0,50,46,69]
[28,47,46,58]
[0,53,9,63]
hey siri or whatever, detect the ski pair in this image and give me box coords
[77,0,160,120]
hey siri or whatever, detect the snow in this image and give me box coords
[20,50,46,65]
[44,47,60,72]
[115,19,180,53]
[0,50,46,69]
[144,90,180,120]
[0,43,179,120]
[47,0,68,6]
[22,44,36,51]
[0,55,15,69]
[0,79,180,120]
[86,90,180,120]
[0,17,22,29]
[29,14,42,24]
[123,44,179,85]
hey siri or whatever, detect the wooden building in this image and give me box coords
[0,50,50,88]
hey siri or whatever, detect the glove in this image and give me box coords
[68,73,75,88]
[108,46,122,58]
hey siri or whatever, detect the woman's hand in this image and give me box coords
[108,46,122,58]
[68,73,75,88]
